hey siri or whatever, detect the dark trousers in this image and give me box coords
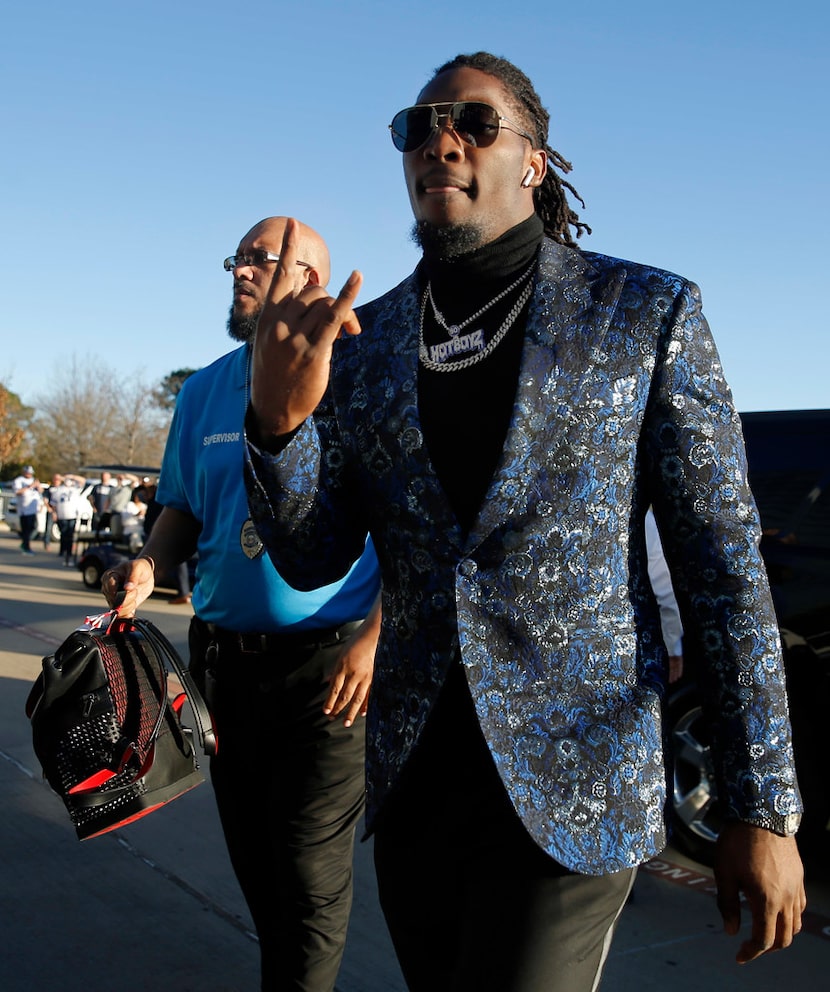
[20,513,37,551]
[56,518,76,558]
[93,510,111,536]
[189,618,366,992]
[373,664,635,992]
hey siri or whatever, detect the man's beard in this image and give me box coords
[227,302,261,343]
[410,220,485,261]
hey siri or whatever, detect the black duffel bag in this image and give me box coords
[25,610,217,840]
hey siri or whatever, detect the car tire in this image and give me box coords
[666,685,721,866]
[81,559,104,589]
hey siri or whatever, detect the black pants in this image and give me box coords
[20,512,37,551]
[56,518,76,558]
[189,618,366,992]
[373,663,635,992]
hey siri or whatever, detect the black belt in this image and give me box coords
[194,616,363,656]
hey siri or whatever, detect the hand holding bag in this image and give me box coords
[25,610,217,840]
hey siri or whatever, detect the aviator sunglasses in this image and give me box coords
[389,101,534,153]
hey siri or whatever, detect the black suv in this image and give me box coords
[668,409,830,874]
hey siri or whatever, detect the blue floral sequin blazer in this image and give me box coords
[246,237,801,875]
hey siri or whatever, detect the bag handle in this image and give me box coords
[108,612,217,757]
[107,613,170,770]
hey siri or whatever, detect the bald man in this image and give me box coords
[103,217,381,992]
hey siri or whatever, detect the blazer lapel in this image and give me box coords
[468,241,628,548]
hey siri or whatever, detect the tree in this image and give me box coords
[0,383,33,474]
[31,359,171,475]
[153,368,199,411]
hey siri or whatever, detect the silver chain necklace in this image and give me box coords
[427,261,535,335]
[419,276,534,372]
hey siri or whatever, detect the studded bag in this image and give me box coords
[25,610,217,840]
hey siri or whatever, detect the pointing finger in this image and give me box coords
[266,217,303,306]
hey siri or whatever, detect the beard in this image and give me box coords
[227,301,261,343]
[410,220,485,260]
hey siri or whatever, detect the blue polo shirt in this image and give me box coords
[157,344,379,631]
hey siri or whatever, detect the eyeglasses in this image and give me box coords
[389,101,533,153]
[223,249,312,271]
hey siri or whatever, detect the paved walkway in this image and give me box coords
[1,522,827,990]
[0,523,404,991]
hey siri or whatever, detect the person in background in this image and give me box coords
[122,490,148,520]
[102,216,381,992]
[133,476,156,505]
[45,472,87,565]
[13,465,42,555]
[89,470,114,534]
[40,475,55,551]
[244,52,804,991]
[645,506,684,684]
[109,473,139,518]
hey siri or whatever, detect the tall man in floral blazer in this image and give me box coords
[245,51,804,992]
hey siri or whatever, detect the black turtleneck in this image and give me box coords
[417,214,544,534]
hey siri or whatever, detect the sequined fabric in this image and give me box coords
[245,238,801,874]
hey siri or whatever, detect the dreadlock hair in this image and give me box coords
[431,52,591,248]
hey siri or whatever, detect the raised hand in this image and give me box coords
[250,218,362,440]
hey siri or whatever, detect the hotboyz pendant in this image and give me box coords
[418,274,534,372]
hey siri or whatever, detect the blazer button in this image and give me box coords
[458,560,477,577]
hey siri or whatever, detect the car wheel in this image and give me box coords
[81,559,103,589]
[667,687,722,866]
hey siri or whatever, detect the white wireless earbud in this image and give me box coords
[521,167,536,188]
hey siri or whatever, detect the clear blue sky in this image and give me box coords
[2,0,827,413]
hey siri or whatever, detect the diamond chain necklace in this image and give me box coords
[419,276,534,373]
[427,261,536,335]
